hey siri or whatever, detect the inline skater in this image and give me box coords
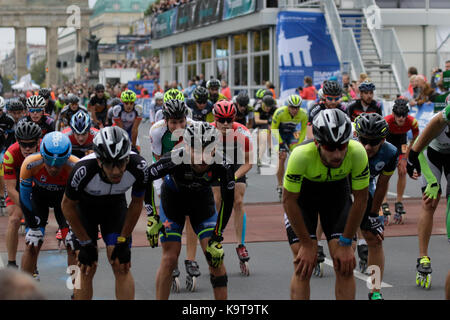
[254,95,277,171]
[59,94,88,131]
[0,97,16,208]
[7,99,27,125]
[4,121,41,268]
[283,108,369,300]
[112,90,143,152]
[234,91,254,129]
[62,111,98,158]
[144,121,235,299]
[383,99,419,224]
[62,126,147,300]
[211,101,253,276]
[149,92,164,126]
[19,132,78,279]
[207,79,228,104]
[406,104,450,290]
[347,81,383,122]
[88,84,110,128]
[38,88,56,117]
[185,86,214,122]
[354,113,398,299]
[106,97,121,127]
[271,94,308,201]
[148,99,197,292]
[24,96,55,136]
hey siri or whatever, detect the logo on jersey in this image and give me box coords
[286,174,302,183]
[227,181,235,190]
[40,175,47,183]
[375,161,385,172]
[137,159,147,171]
[150,167,159,177]
[71,166,87,189]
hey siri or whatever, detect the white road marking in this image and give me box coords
[324,258,393,288]
[0,254,4,269]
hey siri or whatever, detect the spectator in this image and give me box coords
[0,269,46,300]
[221,80,231,100]
[265,81,276,98]
[152,80,163,96]
[300,76,316,101]
[164,80,170,91]
[198,74,206,88]
[0,73,3,95]
[184,79,197,98]
[410,75,437,106]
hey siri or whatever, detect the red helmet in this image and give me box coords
[213,100,236,120]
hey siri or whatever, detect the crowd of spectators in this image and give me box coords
[105,56,160,81]
[148,0,194,17]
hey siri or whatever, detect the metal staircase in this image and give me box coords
[340,13,399,100]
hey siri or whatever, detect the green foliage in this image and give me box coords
[30,59,47,87]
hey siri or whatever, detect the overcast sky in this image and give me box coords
[0,0,98,59]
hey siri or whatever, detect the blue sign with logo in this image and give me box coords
[128,80,156,97]
[276,11,340,100]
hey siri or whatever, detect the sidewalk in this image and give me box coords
[0,198,447,252]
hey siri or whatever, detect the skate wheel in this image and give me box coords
[240,261,250,276]
[186,276,197,292]
[359,262,367,274]
[424,274,432,290]
[172,277,180,293]
[313,262,324,278]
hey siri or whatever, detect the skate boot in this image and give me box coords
[171,266,180,293]
[416,256,432,289]
[236,244,250,276]
[368,292,384,300]
[0,197,6,208]
[276,186,283,202]
[381,203,391,226]
[313,245,325,277]
[56,229,63,252]
[20,218,26,234]
[32,269,40,282]
[185,260,201,292]
[357,244,369,274]
[393,202,406,224]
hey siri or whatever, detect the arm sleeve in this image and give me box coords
[283,147,305,193]
[419,148,438,184]
[19,163,37,227]
[271,108,282,143]
[410,118,420,138]
[214,165,235,237]
[298,110,308,144]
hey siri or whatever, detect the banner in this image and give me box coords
[407,102,435,140]
[128,80,156,97]
[117,35,151,45]
[151,9,177,39]
[135,98,153,119]
[176,1,197,32]
[197,0,223,26]
[276,11,341,101]
[222,0,256,20]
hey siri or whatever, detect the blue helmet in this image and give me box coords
[70,110,91,135]
[40,132,72,167]
[359,80,376,92]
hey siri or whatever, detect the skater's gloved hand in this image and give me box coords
[25,228,44,247]
[111,239,131,264]
[65,229,75,251]
[367,216,384,241]
[279,142,288,153]
[78,240,98,268]
[205,234,224,268]
[423,182,440,206]
[146,215,166,248]
[407,149,421,178]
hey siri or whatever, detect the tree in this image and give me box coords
[30,59,46,87]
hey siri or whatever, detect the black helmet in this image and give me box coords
[206,79,220,89]
[15,120,42,141]
[359,80,376,92]
[162,99,188,120]
[312,109,352,145]
[93,126,131,162]
[183,121,219,148]
[193,86,208,103]
[354,113,388,139]
[66,93,79,105]
[262,95,276,108]
[95,83,105,92]
[8,100,25,112]
[236,91,250,107]
[392,99,409,116]
[38,88,51,99]
[108,97,121,107]
[322,80,342,96]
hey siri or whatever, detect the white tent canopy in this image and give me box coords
[11,74,40,91]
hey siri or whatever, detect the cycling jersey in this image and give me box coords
[21,115,55,137]
[284,139,370,193]
[149,118,195,157]
[235,105,254,127]
[112,103,143,137]
[149,101,164,123]
[19,153,78,228]
[208,93,228,104]
[385,114,419,153]
[89,93,110,114]
[367,141,398,195]
[444,104,450,122]
[271,106,308,151]
[185,98,214,122]
[145,147,235,238]
[45,99,56,116]
[346,99,383,122]
[211,122,253,163]
[59,105,88,126]
[254,102,277,129]
[62,127,99,158]
[308,103,347,123]
[55,100,65,114]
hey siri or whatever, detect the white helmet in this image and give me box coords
[154,92,164,101]
[0,96,5,110]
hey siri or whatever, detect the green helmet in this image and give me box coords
[120,90,137,103]
[164,89,185,102]
[286,94,302,108]
[255,89,266,99]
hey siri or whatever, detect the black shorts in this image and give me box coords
[161,182,217,227]
[211,164,246,186]
[74,196,129,249]
[24,189,68,231]
[420,147,450,198]
[295,178,352,242]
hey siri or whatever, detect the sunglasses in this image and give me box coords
[29,108,43,113]
[18,141,38,149]
[394,113,407,118]
[325,96,340,102]
[359,136,383,146]
[216,117,234,124]
[101,158,128,170]
[320,142,348,152]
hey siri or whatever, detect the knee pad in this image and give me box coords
[210,274,228,288]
